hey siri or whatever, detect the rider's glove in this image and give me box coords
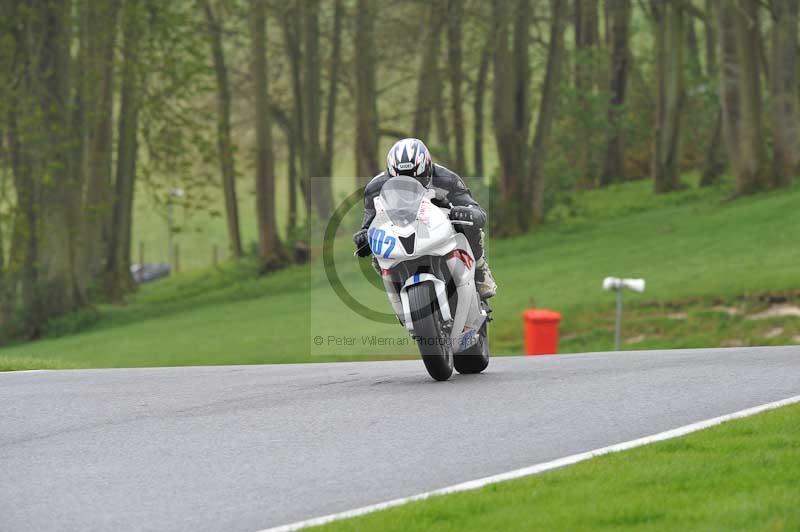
[449,205,474,223]
[353,229,372,257]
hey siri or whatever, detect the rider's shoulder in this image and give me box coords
[432,164,469,191]
[364,171,391,194]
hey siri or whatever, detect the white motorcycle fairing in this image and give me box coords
[368,181,487,353]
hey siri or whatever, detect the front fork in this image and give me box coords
[382,266,453,332]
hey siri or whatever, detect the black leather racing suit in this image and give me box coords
[360,164,487,259]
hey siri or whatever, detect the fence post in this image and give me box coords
[173,243,180,274]
[614,289,623,351]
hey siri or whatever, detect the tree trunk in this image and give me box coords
[249,0,286,270]
[73,0,90,293]
[599,0,631,186]
[715,0,769,195]
[287,123,298,236]
[40,0,84,315]
[432,65,451,160]
[491,0,530,235]
[9,107,42,337]
[11,134,39,336]
[473,36,491,177]
[354,0,379,183]
[770,0,800,186]
[651,0,685,193]
[703,0,717,76]
[700,2,724,186]
[46,0,83,314]
[321,0,343,179]
[270,106,297,238]
[105,0,141,301]
[413,2,444,142]
[202,0,242,259]
[575,0,600,86]
[67,0,90,301]
[0,194,6,329]
[281,3,307,206]
[685,13,703,78]
[4,107,25,334]
[83,0,119,282]
[303,0,333,218]
[700,109,725,185]
[755,11,770,87]
[302,0,321,183]
[447,0,466,174]
[574,0,600,187]
[8,0,83,335]
[528,0,567,224]
[4,213,26,328]
[0,54,10,330]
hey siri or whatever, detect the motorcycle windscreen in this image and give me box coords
[379,175,426,227]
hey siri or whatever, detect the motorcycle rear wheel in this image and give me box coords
[454,322,490,374]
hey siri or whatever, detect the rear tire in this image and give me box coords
[407,283,453,381]
[454,322,490,374]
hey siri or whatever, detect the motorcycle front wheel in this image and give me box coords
[407,282,454,381]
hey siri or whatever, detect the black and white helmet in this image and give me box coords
[387,138,433,187]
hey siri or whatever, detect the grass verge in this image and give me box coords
[560,291,800,353]
[0,355,77,372]
[1,177,798,368]
[316,403,800,531]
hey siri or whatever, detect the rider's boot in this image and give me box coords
[475,257,497,299]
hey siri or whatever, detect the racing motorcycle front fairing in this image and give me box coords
[367,177,485,352]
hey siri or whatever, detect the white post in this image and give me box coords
[603,277,646,351]
[167,187,184,269]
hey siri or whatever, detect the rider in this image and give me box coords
[353,138,497,299]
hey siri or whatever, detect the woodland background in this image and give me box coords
[0,0,798,345]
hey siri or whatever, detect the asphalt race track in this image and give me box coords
[2,346,799,531]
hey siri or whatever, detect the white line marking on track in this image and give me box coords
[262,394,800,532]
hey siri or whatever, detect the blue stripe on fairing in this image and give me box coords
[414,273,420,284]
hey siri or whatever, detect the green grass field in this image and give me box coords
[316,403,800,531]
[0,176,798,370]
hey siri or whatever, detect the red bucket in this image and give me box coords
[522,309,562,355]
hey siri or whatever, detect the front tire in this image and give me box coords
[407,283,453,381]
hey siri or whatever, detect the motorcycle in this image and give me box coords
[363,176,491,381]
